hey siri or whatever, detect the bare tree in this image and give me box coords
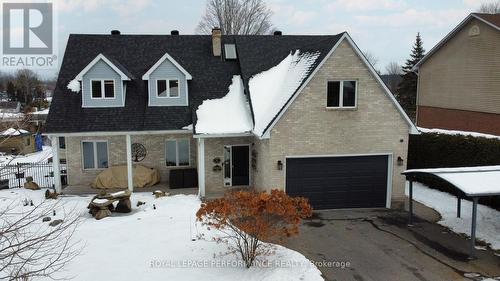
[14,70,41,106]
[196,0,274,35]
[385,62,402,75]
[0,198,81,280]
[478,1,500,13]
[363,51,380,74]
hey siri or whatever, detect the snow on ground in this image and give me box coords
[0,189,322,281]
[418,127,500,140]
[196,75,253,134]
[0,146,54,188]
[0,146,53,165]
[30,108,49,115]
[67,79,81,92]
[406,182,500,250]
[249,50,320,137]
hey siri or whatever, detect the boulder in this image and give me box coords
[24,181,40,190]
[49,219,63,227]
[42,217,51,222]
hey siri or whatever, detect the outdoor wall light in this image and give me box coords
[397,156,404,166]
[277,160,283,170]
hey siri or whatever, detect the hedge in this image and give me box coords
[408,133,500,211]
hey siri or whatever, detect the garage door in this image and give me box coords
[286,155,389,209]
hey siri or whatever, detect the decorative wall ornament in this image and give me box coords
[213,157,221,164]
[131,143,147,162]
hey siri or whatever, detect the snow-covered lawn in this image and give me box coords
[0,146,54,188]
[0,189,323,281]
[406,182,500,251]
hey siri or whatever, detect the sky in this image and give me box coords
[3,0,497,77]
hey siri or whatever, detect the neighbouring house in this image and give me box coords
[0,128,35,155]
[0,101,21,113]
[45,29,417,209]
[414,13,500,135]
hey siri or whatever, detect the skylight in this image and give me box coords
[224,44,237,60]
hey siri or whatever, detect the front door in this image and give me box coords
[223,145,249,186]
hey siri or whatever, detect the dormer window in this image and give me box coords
[157,79,179,98]
[91,80,115,99]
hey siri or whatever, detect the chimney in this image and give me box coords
[212,27,221,57]
[111,30,121,35]
[273,30,282,36]
[171,30,179,35]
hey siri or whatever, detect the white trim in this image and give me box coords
[81,140,109,170]
[155,78,181,98]
[193,132,253,139]
[51,136,62,193]
[75,54,131,81]
[284,152,393,209]
[197,138,205,197]
[165,138,191,167]
[89,79,116,99]
[261,33,418,138]
[46,130,192,137]
[414,13,500,70]
[142,52,193,80]
[325,80,358,109]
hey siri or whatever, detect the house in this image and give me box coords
[0,128,35,155]
[414,13,500,135]
[45,29,416,210]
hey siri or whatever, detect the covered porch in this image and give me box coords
[49,130,198,195]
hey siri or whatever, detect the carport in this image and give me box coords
[402,165,500,259]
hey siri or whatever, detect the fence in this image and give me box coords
[0,162,67,189]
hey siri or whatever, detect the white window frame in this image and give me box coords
[326,80,358,109]
[90,79,116,99]
[81,140,109,170]
[156,79,180,98]
[165,139,190,167]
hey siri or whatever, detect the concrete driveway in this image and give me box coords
[284,204,500,281]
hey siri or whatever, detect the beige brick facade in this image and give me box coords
[66,133,196,186]
[252,39,410,206]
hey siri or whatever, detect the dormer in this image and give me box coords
[142,52,192,107]
[75,54,133,108]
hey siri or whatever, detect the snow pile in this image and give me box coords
[407,182,500,250]
[182,124,193,130]
[249,50,320,136]
[196,75,253,134]
[0,127,29,136]
[67,79,81,93]
[418,127,500,140]
[405,166,500,195]
[30,108,49,115]
[0,190,323,281]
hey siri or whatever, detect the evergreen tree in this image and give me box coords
[397,33,425,121]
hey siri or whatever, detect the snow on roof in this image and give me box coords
[195,75,253,134]
[67,79,81,93]
[249,50,320,137]
[403,166,500,196]
[418,127,500,140]
[1,128,29,136]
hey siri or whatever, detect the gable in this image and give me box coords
[146,57,189,107]
[265,34,416,138]
[270,38,412,143]
[81,59,125,108]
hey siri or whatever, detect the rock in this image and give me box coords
[136,201,146,207]
[45,189,58,199]
[42,217,51,222]
[49,219,63,227]
[115,198,132,213]
[94,209,111,220]
[153,190,169,198]
[24,181,40,190]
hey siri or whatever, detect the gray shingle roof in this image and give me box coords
[46,33,343,134]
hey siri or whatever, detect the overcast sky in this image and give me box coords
[22,0,500,77]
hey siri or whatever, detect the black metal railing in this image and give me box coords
[0,162,67,189]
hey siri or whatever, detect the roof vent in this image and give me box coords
[111,30,121,35]
[171,30,179,35]
[273,30,282,36]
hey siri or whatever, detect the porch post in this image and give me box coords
[469,197,478,259]
[51,136,62,193]
[126,134,133,192]
[457,195,461,218]
[197,138,205,197]
[408,179,413,226]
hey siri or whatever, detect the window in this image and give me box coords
[82,141,108,169]
[327,80,357,108]
[224,44,237,59]
[91,80,115,99]
[156,79,179,98]
[59,137,66,149]
[165,139,190,166]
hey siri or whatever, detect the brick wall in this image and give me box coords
[66,133,196,186]
[256,40,410,206]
